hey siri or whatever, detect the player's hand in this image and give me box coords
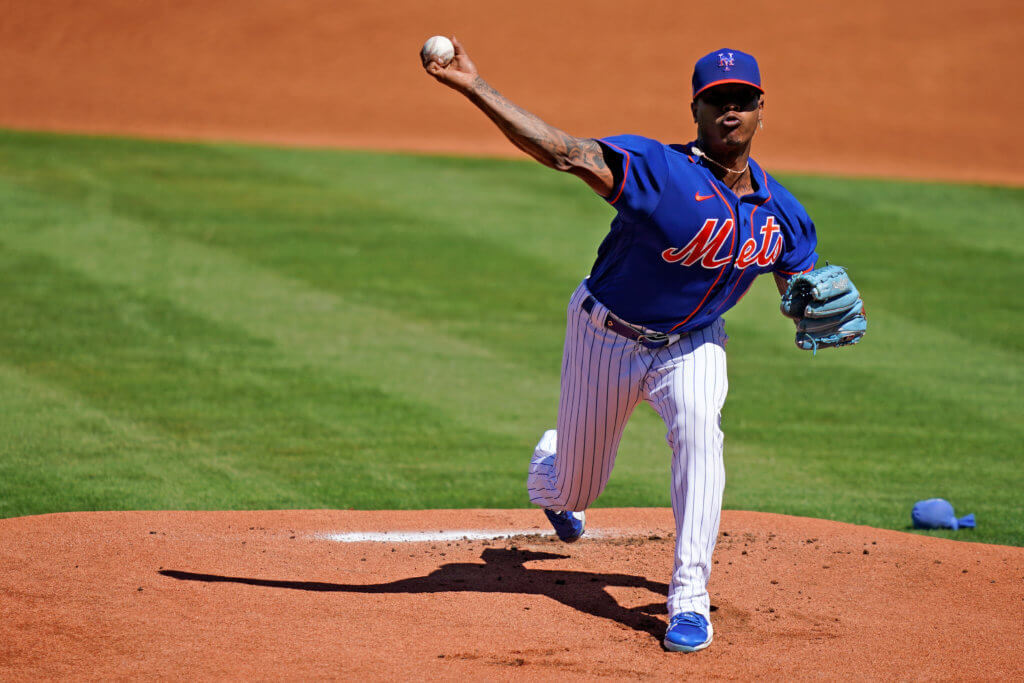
[423,37,478,94]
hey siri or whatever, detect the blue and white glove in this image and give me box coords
[780,264,866,353]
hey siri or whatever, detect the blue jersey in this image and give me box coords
[587,135,819,334]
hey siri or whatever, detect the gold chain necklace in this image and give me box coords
[691,145,749,175]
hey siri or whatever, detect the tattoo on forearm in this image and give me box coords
[469,77,607,176]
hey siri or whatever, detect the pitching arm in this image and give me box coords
[423,38,615,198]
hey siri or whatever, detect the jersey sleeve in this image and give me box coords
[597,135,669,220]
[773,205,819,276]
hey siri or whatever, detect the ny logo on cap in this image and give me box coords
[718,52,735,71]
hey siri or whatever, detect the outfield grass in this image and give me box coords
[0,129,1020,545]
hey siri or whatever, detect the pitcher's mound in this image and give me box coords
[1,508,1020,679]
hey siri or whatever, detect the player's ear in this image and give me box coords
[690,100,698,123]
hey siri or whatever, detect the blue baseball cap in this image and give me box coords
[692,48,763,100]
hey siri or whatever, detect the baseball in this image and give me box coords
[421,35,454,67]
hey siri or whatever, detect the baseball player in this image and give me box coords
[423,41,864,652]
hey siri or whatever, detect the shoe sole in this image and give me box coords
[663,623,713,653]
[556,530,583,542]
[663,636,711,653]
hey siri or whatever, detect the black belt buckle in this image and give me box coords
[636,331,670,348]
[583,295,671,349]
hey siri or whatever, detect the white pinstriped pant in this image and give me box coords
[528,280,728,619]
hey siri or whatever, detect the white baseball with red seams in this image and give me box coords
[420,36,454,67]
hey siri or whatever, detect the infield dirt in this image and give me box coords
[2,509,1022,679]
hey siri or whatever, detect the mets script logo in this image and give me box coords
[661,216,783,270]
[718,52,735,71]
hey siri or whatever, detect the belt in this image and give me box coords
[582,295,680,349]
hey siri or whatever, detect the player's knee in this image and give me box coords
[664,409,723,453]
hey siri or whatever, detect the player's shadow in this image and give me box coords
[160,547,670,641]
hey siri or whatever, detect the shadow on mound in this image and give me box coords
[161,547,674,642]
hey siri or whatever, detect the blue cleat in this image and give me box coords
[543,509,585,542]
[663,612,713,652]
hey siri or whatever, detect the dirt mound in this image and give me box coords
[1,0,1021,185]
[1,508,1020,679]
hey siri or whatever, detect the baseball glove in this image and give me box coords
[780,264,866,353]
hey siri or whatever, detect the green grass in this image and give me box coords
[0,129,1020,545]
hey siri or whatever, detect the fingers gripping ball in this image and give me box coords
[420,35,455,67]
[780,264,866,353]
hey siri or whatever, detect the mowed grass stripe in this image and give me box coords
[0,362,297,516]
[0,130,1019,544]
[0,133,663,516]
[0,246,528,513]
[784,175,1023,355]
[722,277,1022,543]
[0,180,562,439]
[0,132,602,375]
[730,276,1021,429]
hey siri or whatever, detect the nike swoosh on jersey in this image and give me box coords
[694,192,715,201]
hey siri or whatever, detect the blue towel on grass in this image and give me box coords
[912,498,975,530]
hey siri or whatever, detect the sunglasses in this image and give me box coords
[699,89,761,109]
